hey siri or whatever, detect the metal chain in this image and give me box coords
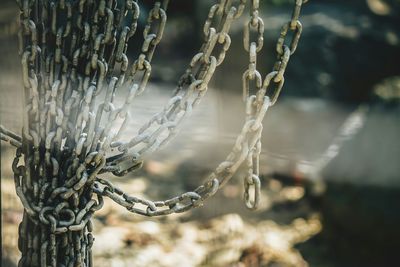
[241,0,265,209]
[106,0,248,175]
[93,0,308,216]
[1,1,308,265]
[0,125,22,148]
[9,0,172,266]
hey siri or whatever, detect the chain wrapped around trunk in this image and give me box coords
[0,0,308,266]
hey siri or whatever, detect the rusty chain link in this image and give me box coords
[0,0,308,265]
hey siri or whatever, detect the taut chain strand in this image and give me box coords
[0,0,307,266]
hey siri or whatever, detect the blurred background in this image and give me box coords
[1,0,400,266]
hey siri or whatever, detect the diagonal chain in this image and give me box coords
[94,0,309,216]
[0,125,22,148]
[2,1,308,266]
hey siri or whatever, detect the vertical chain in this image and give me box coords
[0,3,309,265]
[241,0,264,209]
[93,0,308,215]
[111,0,248,175]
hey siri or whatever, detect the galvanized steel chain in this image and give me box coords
[241,0,308,209]
[9,0,171,266]
[107,0,247,175]
[0,125,22,148]
[1,1,309,264]
[93,93,270,215]
[94,0,308,216]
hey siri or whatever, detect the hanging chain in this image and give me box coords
[9,0,172,266]
[1,2,309,265]
[107,0,248,175]
[1,0,309,219]
[93,0,308,216]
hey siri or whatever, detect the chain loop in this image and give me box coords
[1,4,308,264]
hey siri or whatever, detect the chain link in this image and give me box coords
[1,0,308,264]
[111,0,247,173]
[0,125,22,147]
[8,0,173,265]
[96,0,308,215]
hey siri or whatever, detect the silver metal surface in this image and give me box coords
[0,0,308,266]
